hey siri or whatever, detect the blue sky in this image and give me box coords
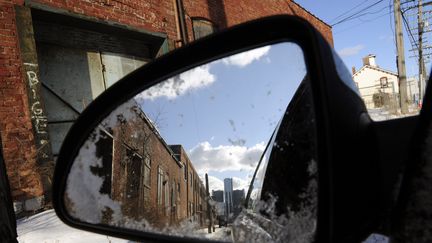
[135,43,306,192]
[297,0,431,77]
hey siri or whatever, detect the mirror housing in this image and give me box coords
[53,15,385,242]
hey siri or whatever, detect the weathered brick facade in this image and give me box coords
[0,0,332,213]
[98,103,208,227]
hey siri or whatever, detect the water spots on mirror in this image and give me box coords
[228,119,237,132]
[228,138,246,146]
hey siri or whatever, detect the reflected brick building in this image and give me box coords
[95,102,208,227]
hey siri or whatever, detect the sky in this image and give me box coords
[135,43,306,193]
[296,0,432,77]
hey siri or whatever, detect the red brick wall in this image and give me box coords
[32,0,179,40]
[0,2,43,202]
[0,0,181,207]
[173,145,205,223]
[183,0,333,45]
[110,111,186,226]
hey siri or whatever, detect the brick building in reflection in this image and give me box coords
[94,102,208,227]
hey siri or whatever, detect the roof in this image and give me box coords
[352,65,398,77]
[291,1,332,28]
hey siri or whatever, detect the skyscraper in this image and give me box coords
[232,189,245,217]
[212,190,224,202]
[224,178,233,219]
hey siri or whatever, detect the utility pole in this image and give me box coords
[394,0,410,114]
[205,173,213,234]
[418,0,427,101]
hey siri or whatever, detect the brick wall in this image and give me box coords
[0,3,43,207]
[183,0,333,45]
[107,106,207,227]
[0,0,332,212]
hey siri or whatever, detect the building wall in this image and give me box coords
[183,0,333,45]
[223,178,233,219]
[170,144,207,225]
[232,189,245,217]
[105,105,208,227]
[353,67,399,109]
[0,0,333,212]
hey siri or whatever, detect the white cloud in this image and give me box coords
[189,141,265,174]
[337,44,365,57]
[136,65,215,100]
[222,46,271,67]
[199,175,225,192]
[232,176,250,191]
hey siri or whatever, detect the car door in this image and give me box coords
[391,75,432,243]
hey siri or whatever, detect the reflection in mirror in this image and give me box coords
[65,42,318,242]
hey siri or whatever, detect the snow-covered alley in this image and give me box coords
[17,210,129,243]
[17,210,231,242]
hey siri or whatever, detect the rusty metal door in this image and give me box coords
[100,52,147,88]
[37,44,148,158]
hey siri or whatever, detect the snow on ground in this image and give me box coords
[17,210,230,243]
[197,226,233,241]
[16,210,389,243]
[17,210,130,243]
[368,107,419,122]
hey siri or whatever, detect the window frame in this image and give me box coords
[157,166,164,205]
[380,76,388,88]
[191,17,216,40]
[142,155,151,189]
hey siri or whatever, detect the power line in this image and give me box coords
[357,5,393,21]
[402,11,420,49]
[332,0,387,26]
[401,0,416,5]
[329,0,372,24]
[333,9,392,34]
[389,0,397,53]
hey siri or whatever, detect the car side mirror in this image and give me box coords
[52,15,385,242]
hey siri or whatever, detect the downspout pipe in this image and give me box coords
[176,0,189,45]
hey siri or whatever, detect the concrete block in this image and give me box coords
[13,201,23,214]
[24,196,44,211]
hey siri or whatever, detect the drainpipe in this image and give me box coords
[175,0,188,45]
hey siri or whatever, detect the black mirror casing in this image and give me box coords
[52,15,383,242]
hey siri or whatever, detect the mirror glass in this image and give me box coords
[64,42,318,242]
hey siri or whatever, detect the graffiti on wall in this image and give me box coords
[26,67,49,135]
[24,63,51,159]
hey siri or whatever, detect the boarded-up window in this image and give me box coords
[165,174,170,215]
[126,149,141,199]
[192,19,215,40]
[157,167,164,205]
[380,77,388,88]
[142,156,151,188]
